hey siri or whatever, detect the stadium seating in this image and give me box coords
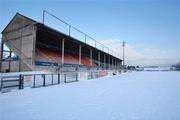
[35,48,96,66]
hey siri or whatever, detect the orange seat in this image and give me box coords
[35,48,97,66]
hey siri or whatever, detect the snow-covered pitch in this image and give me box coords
[0,71,179,120]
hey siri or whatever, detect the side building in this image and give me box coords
[0,13,122,72]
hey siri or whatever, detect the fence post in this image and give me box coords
[43,74,45,87]
[91,71,93,79]
[76,73,78,81]
[21,75,24,89]
[19,75,22,89]
[33,74,35,88]
[58,73,60,84]
[52,74,53,85]
[64,74,66,83]
[0,77,3,91]
[19,75,21,89]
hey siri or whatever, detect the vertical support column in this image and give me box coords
[117,59,119,69]
[122,41,125,69]
[114,58,116,70]
[104,54,106,69]
[79,44,82,65]
[114,58,116,69]
[32,26,36,66]
[8,50,12,71]
[116,59,118,70]
[120,60,121,69]
[118,60,121,69]
[108,55,111,68]
[19,25,23,72]
[117,59,118,70]
[114,58,115,70]
[118,60,120,69]
[118,60,120,70]
[62,38,65,67]
[112,57,114,70]
[118,60,119,69]
[98,52,100,68]
[90,49,92,66]
[0,38,4,72]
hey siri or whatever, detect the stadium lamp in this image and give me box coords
[122,41,126,69]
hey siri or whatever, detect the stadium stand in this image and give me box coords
[0,12,122,72]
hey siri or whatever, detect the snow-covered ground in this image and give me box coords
[0,71,180,120]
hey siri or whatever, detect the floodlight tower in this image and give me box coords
[122,41,126,69]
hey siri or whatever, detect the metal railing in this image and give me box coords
[0,75,23,91]
[0,70,119,92]
[42,10,121,59]
[29,73,78,88]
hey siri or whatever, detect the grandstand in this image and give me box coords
[0,12,122,72]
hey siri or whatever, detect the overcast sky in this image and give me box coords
[0,0,179,66]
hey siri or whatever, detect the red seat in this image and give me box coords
[35,48,97,66]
